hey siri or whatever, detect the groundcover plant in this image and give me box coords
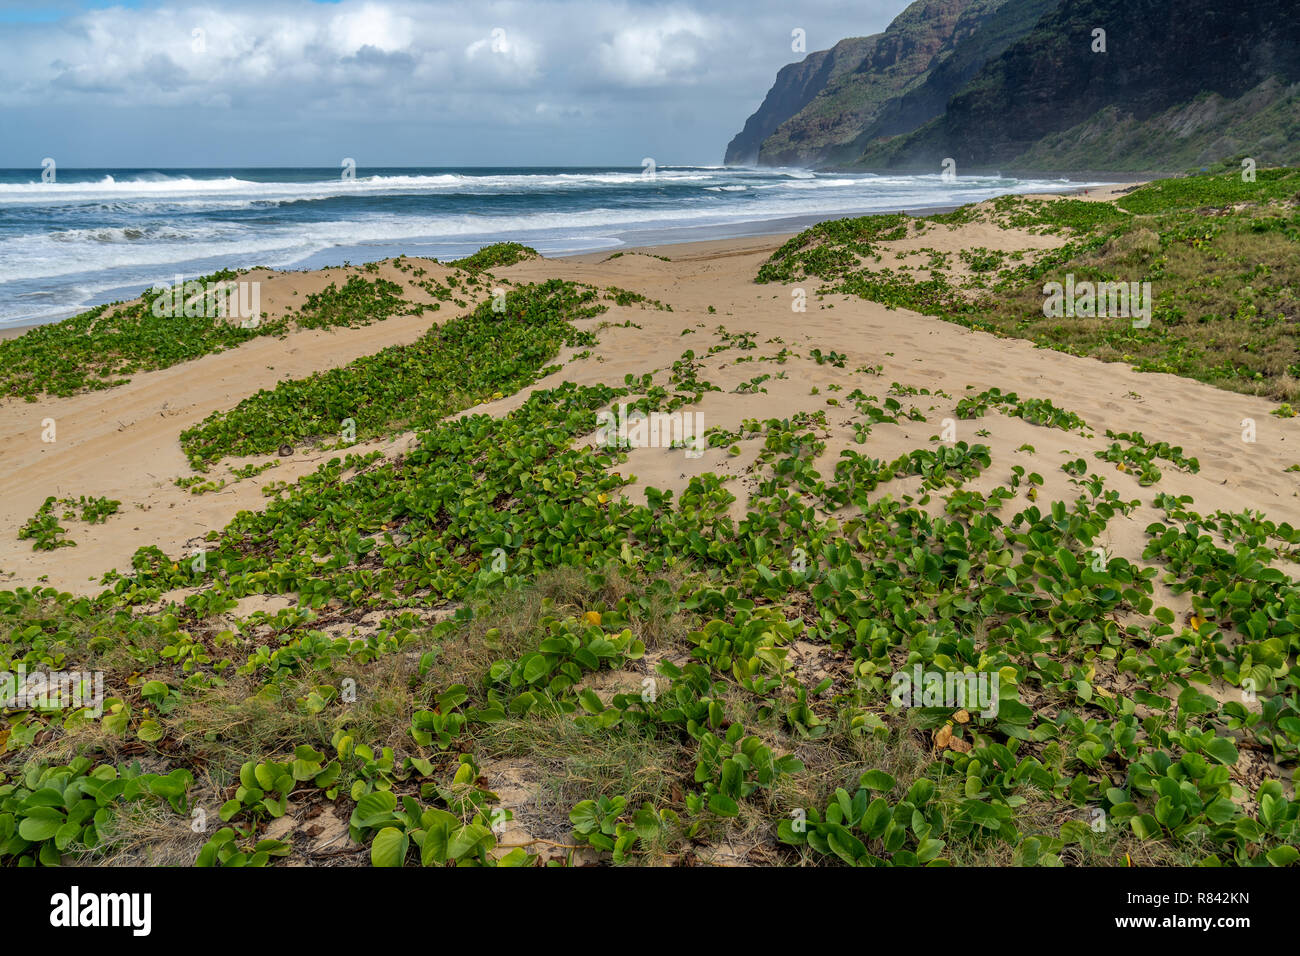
[2,169,1299,869]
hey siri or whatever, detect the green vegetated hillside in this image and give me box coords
[3,179,1300,868]
[1009,79,1300,174]
[859,0,1300,172]
[729,0,1300,173]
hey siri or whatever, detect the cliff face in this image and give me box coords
[855,0,1058,144]
[754,0,1004,168]
[722,37,876,166]
[729,0,1300,172]
[853,0,1300,170]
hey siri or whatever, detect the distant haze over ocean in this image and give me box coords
[0,166,1097,329]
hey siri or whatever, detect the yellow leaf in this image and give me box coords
[953,709,970,724]
[583,611,602,627]
[934,724,952,749]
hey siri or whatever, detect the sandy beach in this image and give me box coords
[3,182,1295,597]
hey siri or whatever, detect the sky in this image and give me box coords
[0,0,906,168]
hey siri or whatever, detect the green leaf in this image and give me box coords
[54,820,82,851]
[351,790,398,829]
[371,827,408,867]
[962,800,1003,830]
[496,847,532,867]
[447,822,493,860]
[632,806,660,841]
[826,825,866,865]
[1204,797,1240,825]
[859,770,896,793]
[254,838,292,857]
[1203,737,1239,766]
[720,759,743,799]
[569,800,600,835]
[420,812,458,866]
[521,654,551,684]
[1265,845,1299,867]
[916,838,945,863]
[1130,814,1162,840]
[707,794,739,817]
[18,807,65,842]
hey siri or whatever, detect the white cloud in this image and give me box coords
[0,1,778,108]
[596,12,711,87]
[0,0,905,164]
[463,26,541,85]
[327,3,415,55]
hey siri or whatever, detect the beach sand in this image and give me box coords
[2,181,1295,595]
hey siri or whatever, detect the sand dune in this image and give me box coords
[3,193,1297,594]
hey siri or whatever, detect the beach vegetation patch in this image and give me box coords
[758,167,1300,404]
[2,373,1298,865]
[451,242,539,272]
[17,495,121,550]
[0,273,422,400]
[177,279,602,467]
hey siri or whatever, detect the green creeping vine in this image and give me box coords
[1,759,192,866]
[178,280,602,467]
[955,387,1089,434]
[0,245,546,402]
[18,496,121,550]
[1096,430,1200,486]
[1,310,1298,866]
[0,272,422,400]
[449,242,538,272]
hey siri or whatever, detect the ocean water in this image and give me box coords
[0,166,1094,329]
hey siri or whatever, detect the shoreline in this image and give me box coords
[0,179,1141,340]
[22,176,1266,600]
